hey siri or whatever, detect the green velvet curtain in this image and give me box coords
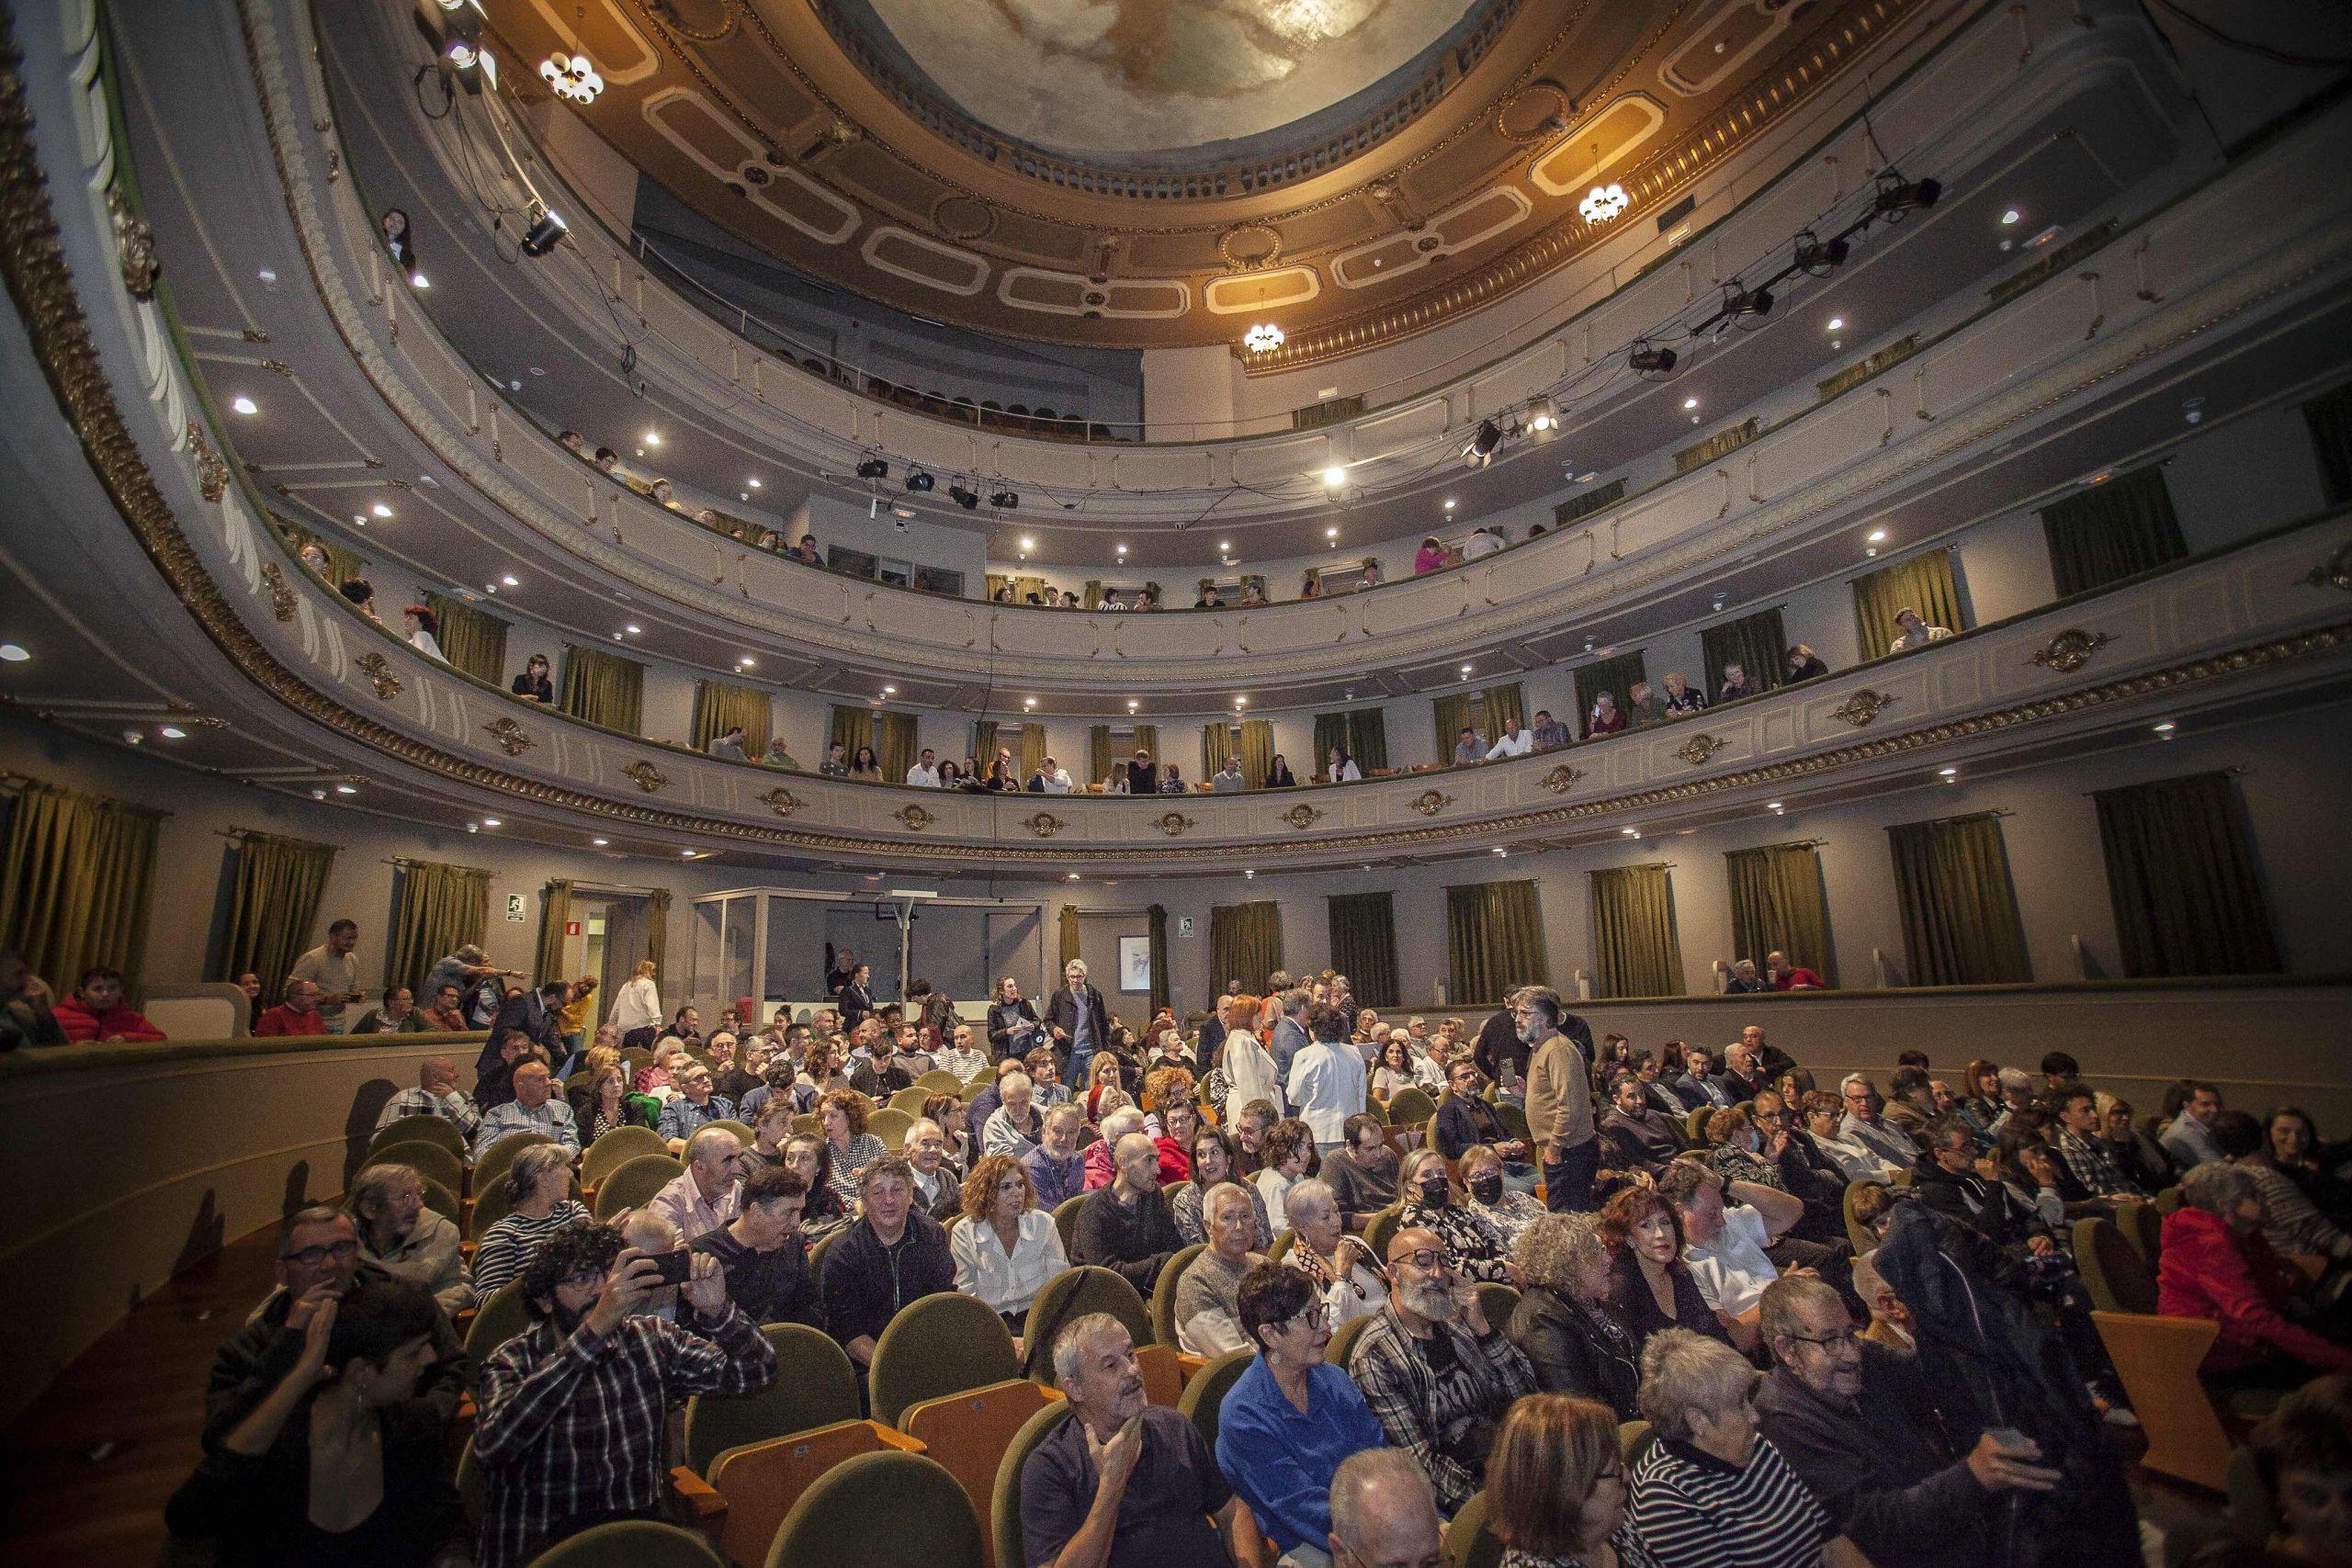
[1238,719,1274,788]
[2301,381,2352,504]
[874,713,918,784]
[1146,905,1170,1020]
[1430,693,1476,761]
[1088,727,1113,787]
[1327,891,1400,1009]
[2094,772,2281,978]
[1701,608,1787,697]
[1445,881,1548,1005]
[385,860,491,997]
[1483,682,1526,739]
[423,592,509,686]
[1573,651,1648,730]
[535,879,572,988]
[215,830,338,1001]
[2040,465,2187,597]
[1589,865,1683,998]
[0,777,164,999]
[1312,709,1388,776]
[560,646,644,733]
[1018,724,1047,782]
[279,523,368,592]
[1133,725,1159,764]
[1853,550,1965,661]
[1058,904,1082,969]
[1209,902,1283,995]
[1201,723,1236,779]
[1724,843,1837,986]
[646,889,672,988]
[1886,814,2031,986]
[971,721,999,771]
[692,681,773,753]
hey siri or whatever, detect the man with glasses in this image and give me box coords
[1838,1075,1921,1170]
[1756,1275,2060,1567]
[1349,1225,1535,1517]
[1519,987,1599,1213]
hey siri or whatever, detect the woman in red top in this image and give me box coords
[2158,1162,2352,1383]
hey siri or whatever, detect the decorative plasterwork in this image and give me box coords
[2030,629,2114,673]
[1023,812,1068,839]
[897,803,936,830]
[353,652,401,698]
[2305,541,2352,592]
[760,786,802,818]
[1280,804,1326,830]
[1540,764,1585,794]
[185,420,227,502]
[481,717,533,756]
[1411,789,1453,818]
[621,761,669,793]
[107,183,158,300]
[1157,812,1196,837]
[259,560,296,622]
[1673,732,1726,765]
[1830,689,1898,727]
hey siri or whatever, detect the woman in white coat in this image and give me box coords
[1218,991,1283,1121]
[607,958,662,1050]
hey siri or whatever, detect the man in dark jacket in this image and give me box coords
[1044,959,1113,1084]
[1755,1276,2061,1567]
[1071,1132,1186,1292]
[492,979,570,1058]
[1672,1044,1739,1111]
[1600,1070,1687,1174]
[820,1157,954,1382]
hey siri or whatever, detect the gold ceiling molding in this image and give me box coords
[481,716,534,757]
[1673,732,1728,765]
[106,184,158,301]
[1412,789,1453,818]
[1023,812,1068,839]
[1540,764,1585,794]
[1280,804,1326,830]
[897,803,936,831]
[2030,628,2114,673]
[258,560,296,622]
[185,420,227,502]
[354,652,401,699]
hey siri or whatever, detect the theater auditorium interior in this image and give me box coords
[2,0,2349,1563]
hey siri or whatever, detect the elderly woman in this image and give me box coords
[951,1153,1067,1338]
[469,1143,587,1298]
[1397,1147,1517,1285]
[1084,1103,1145,1190]
[983,1070,1046,1158]
[2158,1160,2352,1383]
[1699,1105,1781,1191]
[1507,1213,1644,1421]
[634,1037,688,1099]
[1600,1184,1730,1350]
[1216,993,1283,1121]
[1174,1127,1273,1248]
[1489,1393,1650,1568]
[1280,1177,1386,1331]
[816,1089,886,1206]
[1629,1329,1866,1568]
[1461,1143,1547,1252]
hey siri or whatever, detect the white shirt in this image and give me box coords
[608,975,662,1034]
[1889,624,1951,654]
[951,1208,1069,1317]
[1329,760,1362,784]
[1254,1168,1298,1233]
[1813,1128,1904,1184]
[1038,769,1073,794]
[1285,1040,1367,1147]
[906,763,942,787]
[1221,1030,1284,1118]
[1683,1203,1780,1318]
[1458,531,1503,560]
[1483,728,1533,760]
[409,628,447,662]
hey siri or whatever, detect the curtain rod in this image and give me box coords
[2079,763,2250,795]
[1736,838,1828,852]
[382,856,496,876]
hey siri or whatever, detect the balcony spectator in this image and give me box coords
[1724,958,1769,994]
[53,965,166,1043]
[592,446,619,473]
[1624,680,1667,727]
[817,740,850,777]
[848,744,882,782]
[1785,643,1830,682]
[1452,726,1483,765]
[1210,756,1247,792]
[1265,753,1298,787]
[1484,717,1534,760]
[789,534,821,567]
[1460,526,1504,561]
[379,208,416,271]
[1195,585,1225,609]
[763,737,799,769]
[1585,691,1625,738]
[298,542,332,578]
[1414,536,1450,574]
[906,748,942,786]
[1719,662,1758,702]
[557,430,583,455]
[1888,606,1951,654]
[255,978,329,1038]
[1766,950,1827,990]
[1158,762,1188,794]
[510,653,553,704]
[1323,746,1363,784]
[1035,755,1077,793]
[1660,671,1706,716]
[340,578,380,623]
[1530,708,1571,749]
[288,918,365,1033]
[401,604,446,662]
[707,725,749,761]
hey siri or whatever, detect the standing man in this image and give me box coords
[1266,987,1312,1087]
[288,919,365,1033]
[1521,987,1598,1213]
[1288,1005,1370,1157]
[1046,958,1112,1086]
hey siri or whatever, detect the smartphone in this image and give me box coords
[1984,1426,2035,1455]
[642,1250,696,1287]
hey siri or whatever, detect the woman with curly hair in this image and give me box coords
[817,1089,884,1205]
[1508,1213,1643,1419]
[951,1154,1067,1336]
[780,1133,853,1239]
[1253,1118,1317,1231]
[1599,1183,1730,1351]
[1148,1066,1201,1181]
[1174,1127,1273,1247]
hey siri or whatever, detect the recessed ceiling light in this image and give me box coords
[371,503,393,520]
[1682,397,1699,411]
[1577,472,1599,483]
[2001,208,2021,225]
[1023,696,1037,708]
[1325,525,1340,539]
[1067,872,1080,881]
[232,396,258,416]
[1866,528,1887,543]
[1938,766,1959,778]
[1244,869,1255,879]
[2153,721,2177,737]
[748,478,762,489]
[1442,499,1456,510]
[1493,847,1507,856]
[501,573,519,587]
[1127,699,1139,710]
[466,820,480,832]
[410,273,430,289]
[1115,544,1128,555]
[335,784,358,795]
[681,849,696,858]
[1623,827,1641,839]
[311,788,325,800]
[1767,801,1783,811]
[1460,663,1473,673]
[883,684,897,694]
[1019,536,1035,551]
[625,624,641,635]
[1826,316,1845,332]
[0,643,29,662]
[257,268,277,283]
[739,656,756,669]
[159,725,187,739]
[481,816,503,827]
[643,431,662,446]
[1234,695,1248,707]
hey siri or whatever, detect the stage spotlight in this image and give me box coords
[989,490,1020,509]
[1873,174,1942,220]
[948,482,979,510]
[856,457,888,480]
[905,468,934,492]
[1460,419,1503,468]
[520,208,568,257]
[1723,281,1773,318]
[1628,340,1678,376]
[1526,395,1557,433]
[445,37,480,68]
[1793,231,1849,276]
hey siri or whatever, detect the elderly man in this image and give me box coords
[473,1060,580,1159]
[1351,1224,1535,1516]
[1325,1449,1443,1568]
[1839,1076,1921,1169]
[1766,950,1827,991]
[1883,1067,1939,1143]
[1724,959,1770,995]
[349,1162,472,1317]
[1720,1043,1770,1103]
[1073,1132,1188,1292]
[1657,1162,1819,1343]
[656,1062,735,1150]
[1289,1004,1370,1156]
[1209,756,1248,792]
[984,1070,1046,1158]
[375,1055,481,1138]
[1755,1275,2062,1568]
[1173,1184,1268,1355]
[1520,987,1597,1213]
[1024,1102,1090,1210]
[420,942,517,1015]
[1738,1023,1798,1082]
[820,1156,955,1375]
[1046,958,1113,1084]
[351,985,425,1035]
[650,1125,744,1243]
[254,977,329,1038]
[53,966,167,1043]
[288,919,365,1032]
[906,1118,965,1220]
[689,1167,822,1330]
[1023,1312,1238,1568]
[1600,1069,1688,1174]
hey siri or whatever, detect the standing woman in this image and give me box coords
[836,963,875,1033]
[1219,993,1283,1122]
[608,959,662,1052]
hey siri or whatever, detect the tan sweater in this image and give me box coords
[1524,1032,1594,1157]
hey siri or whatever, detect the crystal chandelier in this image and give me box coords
[1580,182,1628,223]
[539,53,604,105]
[1243,322,1284,354]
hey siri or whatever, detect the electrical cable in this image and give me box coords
[2142,0,2352,69]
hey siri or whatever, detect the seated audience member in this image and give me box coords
[649,1125,744,1244]
[255,977,330,1038]
[654,1062,734,1149]
[984,1070,1047,1158]
[2243,1377,2352,1567]
[779,1133,853,1240]
[1021,1313,1238,1568]
[2206,1110,2352,1264]
[1318,1113,1400,1232]
[1838,1075,1921,1169]
[1885,605,1950,654]
[2158,1161,2352,1382]
[1657,1160,1828,1353]
[1849,1250,1916,1353]
[1283,1178,1386,1331]
[1601,1069,1687,1174]
[1659,671,1706,716]
[1801,1089,1903,1184]
[1216,1263,1387,1561]
[1025,1047,1077,1109]
[1253,1118,1315,1231]
[1461,1144,1546,1252]
[375,1055,481,1138]
[53,966,166,1043]
[1628,1328,1867,1568]
[1529,708,1572,750]
[1755,1275,2062,1568]
[1508,1212,1644,1419]
[417,981,468,1034]
[821,1156,955,1376]
[578,1063,648,1142]
[817,1089,887,1205]
[2090,1092,2173,1193]
[1023,1101,1090,1212]
[848,1030,916,1099]
[689,1166,821,1330]
[1724,958,1770,994]
[2162,1078,2228,1170]
[2050,1084,2149,1201]
[166,1280,464,1564]
[1719,1043,1772,1104]
[1911,1116,2055,1258]
[902,1117,964,1220]
[1173,1183,1270,1355]
[1766,950,1827,991]
[510,651,555,704]
[1083,1103,1146,1190]
[1072,1131,1188,1292]
[472,1061,580,1160]
[351,986,426,1035]
[348,1163,471,1319]
[1785,643,1831,682]
[1148,1075,1203,1182]
[1175,1127,1274,1248]
[1433,1060,1536,1191]
[1882,1067,1939,1142]
[1673,1045,1738,1112]
[707,725,749,761]
[952,1153,1068,1334]
[1600,1185,1732,1351]
[1487,1393,1652,1568]
[471,1143,588,1298]
[1398,1148,1516,1286]
[473,1222,775,1567]
[1747,1091,1849,1238]
[1350,1224,1535,1517]
[931,1020,990,1083]
[1718,662,1758,702]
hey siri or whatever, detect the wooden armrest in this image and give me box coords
[872,1423,929,1453]
[1176,1352,1209,1384]
[453,1393,476,1423]
[2282,1252,2328,1288]
[668,1467,726,1518]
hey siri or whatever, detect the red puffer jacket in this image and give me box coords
[2156,1205,2352,1374]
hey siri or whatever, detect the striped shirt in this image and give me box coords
[470,1201,592,1298]
[1628,1435,1830,1568]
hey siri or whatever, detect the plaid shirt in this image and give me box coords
[1350,1303,1535,1515]
[2054,1125,2142,1198]
[474,1303,775,1567]
[375,1085,481,1138]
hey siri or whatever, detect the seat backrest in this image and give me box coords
[915,1070,964,1094]
[684,1323,862,1475]
[593,1153,684,1222]
[2152,1185,2183,1215]
[2226,1443,2277,1547]
[991,1401,1077,1568]
[1619,1418,1657,1466]
[581,1124,668,1189]
[1841,1180,1885,1256]
[361,1140,464,1199]
[765,1449,984,1568]
[1053,1192,1090,1255]
[476,1132,555,1194]
[1386,1088,1437,1130]
[467,1171,517,1240]
[1493,1101,1532,1145]
[1363,1206,1402,1263]
[1023,1267,1153,1384]
[709,1420,914,1567]
[414,1174,461,1226]
[1265,1230,1296,1263]
[2073,1216,2158,1314]
[888,1085,934,1116]
[871,1292,1023,1428]
[1175,1347,1253,1456]
[533,1518,725,1567]
[368,1114,469,1161]
[868,1108,915,1150]
[1474,1282,1520,1330]
[621,1047,653,1074]
[465,1277,534,1360]
[899,1378,1061,1555]
[1150,1243,1209,1347]
[1686,1106,1714,1144]
[1441,1489,1505,1568]
[2116,1200,2163,1268]
[1326,1313,1379,1377]
[456,1437,486,1527]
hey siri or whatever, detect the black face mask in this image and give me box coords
[1418,1178,1451,1206]
[1468,1175,1504,1204]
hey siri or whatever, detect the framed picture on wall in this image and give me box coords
[1116,935,1152,994]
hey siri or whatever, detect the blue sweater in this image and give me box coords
[1214,1354,1385,1551]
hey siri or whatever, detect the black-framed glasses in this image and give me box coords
[1782,1328,1860,1352]
[1283,1302,1331,1332]
[1390,1247,1446,1272]
[281,1238,358,1267]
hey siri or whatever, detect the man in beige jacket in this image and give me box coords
[1519,986,1598,1212]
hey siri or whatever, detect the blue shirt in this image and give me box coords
[657,1094,736,1143]
[1022,1145,1088,1210]
[1214,1355,1385,1552]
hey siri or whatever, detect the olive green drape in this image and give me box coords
[1132,725,1159,763]
[216,830,339,1002]
[1311,709,1389,777]
[1446,881,1548,1005]
[1483,682,1526,738]
[1018,724,1047,782]
[1238,719,1274,789]
[1886,814,2031,986]
[1088,726,1113,787]
[1430,692,1477,762]
[834,708,918,781]
[1724,842,1837,987]
[971,721,999,771]
[2301,381,2352,504]
[1201,723,1236,779]
[2094,772,2282,978]
[0,778,164,999]
[2040,464,2187,597]
[646,888,672,987]
[692,681,773,754]
[423,592,509,686]
[1209,902,1283,995]
[1701,608,1787,697]
[385,860,491,997]
[279,523,368,592]
[1432,683,1526,759]
[1058,904,1082,970]
[1589,865,1684,999]
[561,646,645,733]
[535,879,572,988]
[1852,550,1965,661]
[1573,650,1648,728]
[1146,905,1170,1020]
[1327,891,1400,1010]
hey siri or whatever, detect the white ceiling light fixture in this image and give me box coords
[410,273,429,289]
[1526,395,1557,432]
[882,684,897,694]
[1023,696,1037,709]
[592,837,609,847]
[335,784,358,795]
[2001,208,2021,226]
[2,641,37,660]
[642,431,662,447]
[371,502,392,518]
[1115,544,1128,556]
[1442,498,1457,511]
[1579,182,1628,224]
[1243,322,1284,354]
[1322,465,1347,488]
[538,51,604,104]
[1866,528,1888,543]
[624,624,642,636]
[1325,525,1340,539]
[1682,396,1700,411]
[481,817,503,828]
[2153,721,2177,739]
[501,573,519,587]
[1939,766,1959,781]
[159,725,187,739]
[1826,316,1845,332]
[232,396,258,416]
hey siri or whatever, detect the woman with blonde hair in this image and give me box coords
[608,957,662,1050]
[1488,1393,1646,1567]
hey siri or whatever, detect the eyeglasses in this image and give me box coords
[281,1238,358,1267]
[1283,1303,1331,1332]
[1389,1247,1446,1272]
[1782,1328,1860,1352]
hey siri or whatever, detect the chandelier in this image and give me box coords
[1243,322,1284,354]
[1580,182,1628,224]
[539,52,604,105]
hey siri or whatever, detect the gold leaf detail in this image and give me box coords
[897,804,936,830]
[2030,628,2113,673]
[1023,812,1067,839]
[1674,732,1727,765]
[621,761,668,793]
[1280,804,1325,830]
[186,420,228,502]
[1157,811,1195,836]
[107,185,159,300]
[1410,790,1453,818]
[1830,689,1898,727]
[760,787,801,818]
[353,651,401,699]
[1540,765,1586,795]
[2302,541,2352,592]
[481,717,534,756]
[259,561,297,622]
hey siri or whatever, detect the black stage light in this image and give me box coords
[989,491,1020,510]
[1628,341,1678,376]
[856,457,888,480]
[1793,231,1849,276]
[1723,282,1773,317]
[1874,175,1942,219]
[1460,419,1504,468]
[520,209,568,258]
[948,483,979,510]
[905,468,934,492]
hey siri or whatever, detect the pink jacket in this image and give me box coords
[2157,1205,2352,1374]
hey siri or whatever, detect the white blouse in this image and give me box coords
[607,976,662,1033]
[950,1207,1069,1317]
[1221,1030,1283,1118]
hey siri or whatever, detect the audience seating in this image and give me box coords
[792,1113,820,1138]
[1363,1206,1402,1262]
[703,1422,926,1568]
[476,1133,554,1195]
[1685,1107,1714,1144]
[869,1292,1023,1427]
[897,1380,1062,1567]
[526,1518,724,1567]
[1620,1418,1658,1466]
[2091,1310,2235,1493]
[464,1278,532,1359]
[2225,1444,2276,1545]
[888,1087,933,1116]
[958,1081,989,1106]
[581,1125,668,1189]
[1022,1267,1153,1385]
[2074,1216,2160,1315]
[1149,1243,1209,1347]
[1050,1193,1088,1256]
[1474,1281,1520,1329]
[467,1173,517,1240]
[684,1324,861,1476]
[414,1175,462,1227]
[1385,1088,1437,1136]
[1493,1101,1532,1147]
[592,1153,684,1221]
[915,1071,965,1094]
[2113,1199,2163,1269]
[761,1449,983,1568]
[2153,1186,2184,1215]
[1174,1347,1252,1455]
[620,1047,653,1075]
[990,1401,1075,1568]
[1136,1341,1190,1408]
[363,1139,464,1198]
[867,1108,914,1150]
[808,1229,842,1285]
[368,1114,469,1163]
[1265,1230,1295,1263]
[1842,1180,1884,1255]
[1325,1313,1377,1376]
[1441,1490,1505,1568]
[456,1436,486,1528]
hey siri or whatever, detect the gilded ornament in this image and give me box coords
[186,420,228,502]
[1279,804,1325,830]
[259,560,297,622]
[261,359,291,376]
[354,651,401,698]
[241,326,269,343]
[1157,811,1195,837]
[481,717,534,756]
[760,787,801,818]
[621,760,669,793]
[1023,812,1068,839]
[1410,790,1453,818]
[2030,628,2113,672]
[1830,689,1898,727]
[107,184,159,300]
[1540,764,1586,795]
[2303,541,2352,592]
[897,803,936,830]
[1674,732,1727,764]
